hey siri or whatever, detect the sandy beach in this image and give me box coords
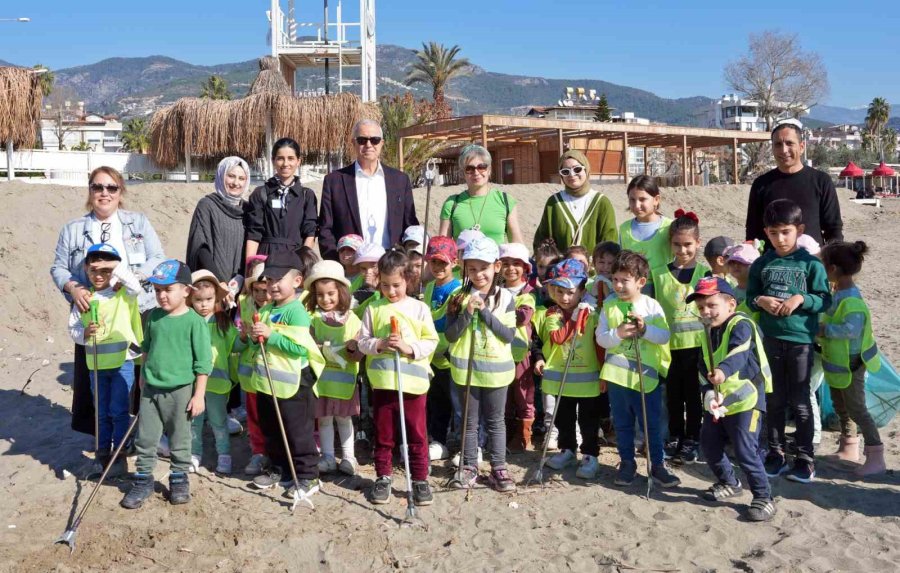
[0,178,898,572]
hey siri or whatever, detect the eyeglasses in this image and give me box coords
[100,222,111,243]
[89,183,120,194]
[464,163,490,174]
[356,136,383,146]
[559,166,586,177]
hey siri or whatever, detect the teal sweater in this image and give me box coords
[747,248,832,343]
[533,191,618,253]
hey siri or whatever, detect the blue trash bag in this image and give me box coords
[821,353,900,429]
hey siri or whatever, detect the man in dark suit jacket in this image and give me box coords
[319,119,419,261]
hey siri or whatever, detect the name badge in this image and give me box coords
[129,252,147,265]
[271,199,283,209]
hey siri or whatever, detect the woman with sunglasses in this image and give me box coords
[438,144,523,245]
[50,165,166,435]
[533,150,618,254]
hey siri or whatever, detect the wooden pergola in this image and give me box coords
[398,114,772,184]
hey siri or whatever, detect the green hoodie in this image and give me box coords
[747,248,832,344]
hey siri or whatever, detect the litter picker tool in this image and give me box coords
[700,315,724,422]
[445,284,477,498]
[422,158,437,254]
[390,316,425,527]
[253,312,313,512]
[630,308,653,500]
[526,307,589,488]
[90,299,100,454]
[55,413,139,553]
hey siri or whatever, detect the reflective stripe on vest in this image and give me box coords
[364,300,436,395]
[819,296,881,389]
[447,293,516,388]
[206,322,237,395]
[82,289,142,371]
[447,354,517,373]
[540,311,601,397]
[311,313,361,400]
[599,300,669,393]
[249,318,324,399]
[653,263,709,350]
[425,281,461,370]
[511,291,536,363]
[91,340,130,355]
[604,353,661,381]
[700,313,770,416]
[542,369,600,383]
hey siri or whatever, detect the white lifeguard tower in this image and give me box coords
[268,0,376,102]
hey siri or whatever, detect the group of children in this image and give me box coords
[72,175,887,523]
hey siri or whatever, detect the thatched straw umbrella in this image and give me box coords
[0,66,42,180]
[149,57,380,180]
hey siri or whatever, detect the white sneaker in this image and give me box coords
[576,455,600,479]
[226,416,243,435]
[451,447,483,468]
[338,457,358,476]
[546,449,577,470]
[429,441,450,461]
[216,454,232,474]
[318,455,337,473]
[189,454,201,473]
[157,436,171,458]
[545,426,559,451]
[232,406,248,423]
[244,454,268,476]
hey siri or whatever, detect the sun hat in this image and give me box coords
[148,259,192,286]
[456,228,486,251]
[725,242,761,266]
[499,243,532,274]
[353,243,386,265]
[260,251,303,281]
[546,258,587,290]
[425,235,458,264]
[686,276,737,303]
[191,270,230,299]
[704,236,736,259]
[462,235,499,263]
[337,234,364,253]
[305,260,351,290]
[402,225,425,248]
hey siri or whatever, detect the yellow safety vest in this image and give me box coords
[248,305,325,399]
[364,298,437,395]
[82,289,142,371]
[206,320,238,395]
[599,299,671,393]
[700,313,772,416]
[532,305,548,340]
[540,310,601,398]
[618,217,673,281]
[354,291,382,319]
[511,290,536,363]
[311,312,361,400]
[236,294,262,393]
[653,263,711,350]
[447,292,517,388]
[819,296,881,389]
[424,280,461,370]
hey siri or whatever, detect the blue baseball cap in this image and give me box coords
[85,243,121,261]
[147,259,193,286]
[547,258,587,290]
[686,276,736,303]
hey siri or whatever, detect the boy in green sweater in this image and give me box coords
[747,199,831,484]
[121,260,212,509]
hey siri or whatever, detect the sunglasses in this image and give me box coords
[89,183,121,194]
[356,136,383,146]
[558,166,586,177]
[464,163,490,174]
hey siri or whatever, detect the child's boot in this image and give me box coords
[507,419,525,452]
[855,445,886,477]
[120,473,154,509]
[169,471,190,505]
[521,419,535,451]
[828,436,859,463]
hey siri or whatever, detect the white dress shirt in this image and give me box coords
[355,161,389,248]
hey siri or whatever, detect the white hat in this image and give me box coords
[463,235,499,263]
[499,242,532,274]
[353,243,386,265]
[456,228,486,251]
[305,260,351,290]
[402,225,425,247]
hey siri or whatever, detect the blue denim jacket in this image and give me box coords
[50,209,166,311]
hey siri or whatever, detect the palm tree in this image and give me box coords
[200,75,232,100]
[404,42,470,119]
[865,97,891,160]
[379,93,444,179]
[121,118,150,154]
[33,63,53,97]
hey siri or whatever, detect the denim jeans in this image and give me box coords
[90,360,135,452]
[764,337,815,462]
[191,391,231,456]
[609,383,664,465]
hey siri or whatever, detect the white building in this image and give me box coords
[808,124,864,150]
[40,102,124,152]
[706,94,809,132]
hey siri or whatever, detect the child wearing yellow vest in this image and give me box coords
[188,271,238,475]
[690,277,776,522]
[242,251,325,500]
[358,248,438,506]
[596,250,680,488]
[618,175,672,288]
[534,259,604,479]
[68,243,143,475]
[445,236,517,492]
[529,239,563,447]
[819,241,885,476]
[304,260,363,476]
[650,210,711,464]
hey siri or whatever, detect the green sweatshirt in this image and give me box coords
[255,297,311,359]
[142,308,213,389]
[747,247,832,343]
[533,191,618,253]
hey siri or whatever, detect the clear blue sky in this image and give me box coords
[1,0,897,108]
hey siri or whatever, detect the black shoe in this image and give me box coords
[168,471,190,505]
[412,480,433,506]
[784,459,815,484]
[676,440,699,464]
[285,478,320,499]
[746,497,777,522]
[120,473,154,509]
[663,439,680,460]
[702,480,743,502]
[370,476,392,505]
[614,460,638,486]
[651,463,681,488]
[764,453,789,478]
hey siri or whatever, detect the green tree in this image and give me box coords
[594,93,612,122]
[404,42,470,119]
[864,97,891,160]
[33,63,53,97]
[71,141,93,151]
[121,118,150,154]
[379,92,445,179]
[200,75,232,100]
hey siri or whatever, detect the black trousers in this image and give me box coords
[555,395,603,457]
[427,366,453,444]
[665,347,702,441]
[764,338,815,462]
[701,410,770,499]
[257,385,319,480]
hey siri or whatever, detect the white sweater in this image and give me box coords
[595,294,670,349]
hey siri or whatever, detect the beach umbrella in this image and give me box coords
[872,162,896,194]
[839,161,864,190]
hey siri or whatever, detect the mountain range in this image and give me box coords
[1,47,894,128]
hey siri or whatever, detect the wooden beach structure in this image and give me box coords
[0,65,42,181]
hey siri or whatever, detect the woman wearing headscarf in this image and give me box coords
[533,150,618,253]
[186,156,251,282]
